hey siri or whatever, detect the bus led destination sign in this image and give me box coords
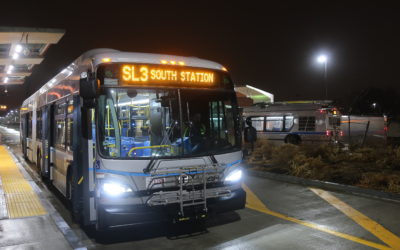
[121,64,215,86]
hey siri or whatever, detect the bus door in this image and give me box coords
[51,100,71,195]
[75,95,97,225]
[21,113,29,157]
[41,104,54,179]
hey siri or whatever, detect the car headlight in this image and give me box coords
[224,169,242,182]
[102,182,132,196]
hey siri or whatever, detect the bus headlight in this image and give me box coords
[102,182,132,196]
[224,169,242,182]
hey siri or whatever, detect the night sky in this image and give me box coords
[1,3,399,112]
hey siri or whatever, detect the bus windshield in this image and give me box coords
[97,88,240,158]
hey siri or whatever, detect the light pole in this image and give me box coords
[317,55,328,99]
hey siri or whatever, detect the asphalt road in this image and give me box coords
[1,125,400,250]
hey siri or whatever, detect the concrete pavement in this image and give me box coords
[1,125,400,249]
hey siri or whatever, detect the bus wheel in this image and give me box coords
[286,135,301,145]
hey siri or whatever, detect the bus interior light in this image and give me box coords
[160,60,168,64]
[102,58,111,63]
[170,61,176,65]
[7,65,14,74]
[221,67,228,72]
[178,61,185,65]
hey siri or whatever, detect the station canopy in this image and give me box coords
[0,27,65,85]
[234,84,274,107]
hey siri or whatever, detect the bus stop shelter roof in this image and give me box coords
[0,27,65,85]
[234,84,274,104]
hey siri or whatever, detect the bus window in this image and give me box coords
[98,88,179,158]
[98,88,240,158]
[55,119,66,150]
[55,102,66,150]
[299,116,316,131]
[27,112,32,138]
[209,100,235,146]
[66,100,74,151]
[181,89,239,156]
[284,116,294,131]
[249,117,265,132]
[329,117,341,126]
[266,116,283,132]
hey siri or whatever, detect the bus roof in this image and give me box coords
[21,49,228,109]
[82,49,226,71]
[243,101,335,113]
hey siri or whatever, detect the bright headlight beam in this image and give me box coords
[225,170,242,182]
[102,182,132,196]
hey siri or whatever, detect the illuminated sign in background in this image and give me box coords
[0,105,7,110]
[120,64,217,87]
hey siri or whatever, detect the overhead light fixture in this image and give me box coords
[15,44,23,53]
[4,77,9,83]
[7,65,14,74]
[12,53,19,60]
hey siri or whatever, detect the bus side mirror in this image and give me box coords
[79,72,98,100]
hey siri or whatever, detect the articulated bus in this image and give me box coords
[242,101,342,144]
[20,49,245,230]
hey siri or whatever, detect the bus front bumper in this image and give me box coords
[97,187,246,230]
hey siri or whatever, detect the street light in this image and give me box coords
[317,54,328,99]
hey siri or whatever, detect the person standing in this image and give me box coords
[244,118,257,154]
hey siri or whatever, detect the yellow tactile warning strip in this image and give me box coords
[243,184,393,250]
[0,146,47,218]
[310,187,400,250]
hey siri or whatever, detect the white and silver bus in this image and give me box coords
[20,49,245,230]
[242,101,342,144]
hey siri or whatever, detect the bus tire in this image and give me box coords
[286,134,301,145]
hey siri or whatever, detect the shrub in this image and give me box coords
[358,172,400,193]
[271,144,300,167]
[289,155,325,178]
[388,175,400,193]
[246,140,399,194]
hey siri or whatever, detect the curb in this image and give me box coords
[245,168,400,203]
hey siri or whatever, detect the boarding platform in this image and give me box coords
[0,145,73,249]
